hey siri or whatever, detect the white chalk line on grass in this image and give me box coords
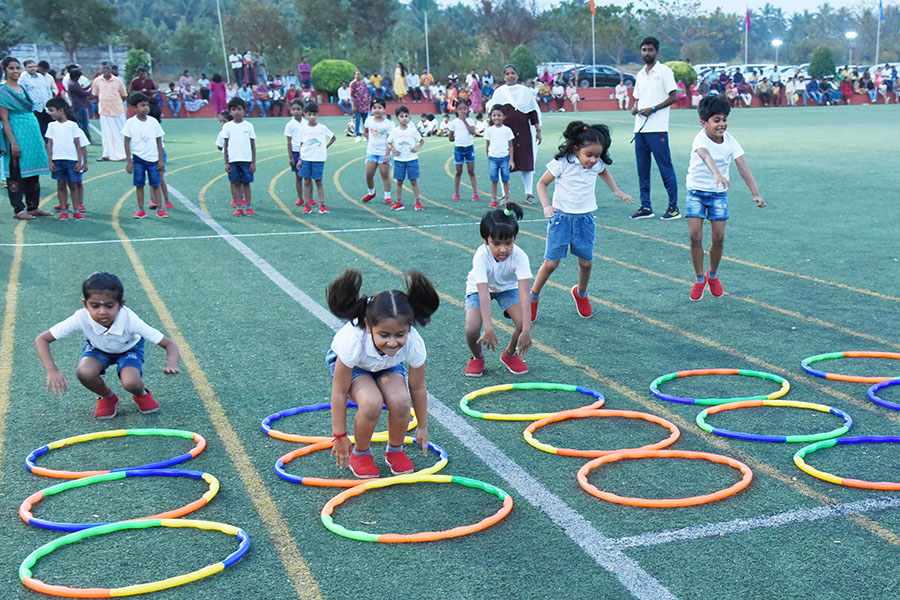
[166,184,677,600]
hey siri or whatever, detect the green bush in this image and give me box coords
[666,61,697,86]
[808,45,836,79]
[310,59,357,94]
[509,44,537,81]
[124,49,151,83]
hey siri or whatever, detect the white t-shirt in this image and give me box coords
[546,156,605,214]
[450,117,475,147]
[297,123,335,162]
[465,243,532,295]
[45,120,89,161]
[215,125,226,150]
[229,53,243,68]
[633,61,677,133]
[387,126,422,162]
[283,117,306,152]
[121,116,165,162]
[337,86,351,101]
[49,306,164,354]
[686,130,745,192]
[615,83,628,100]
[364,116,394,156]
[222,120,256,162]
[330,321,426,372]
[484,125,514,158]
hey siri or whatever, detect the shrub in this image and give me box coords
[666,61,697,86]
[808,45,836,79]
[311,59,357,95]
[509,44,537,81]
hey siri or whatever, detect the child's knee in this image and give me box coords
[578,258,593,271]
[689,230,704,245]
[356,398,383,422]
[119,368,144,393]
[711,231,725,246]
[75,363,100,382]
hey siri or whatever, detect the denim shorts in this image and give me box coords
[393,159,420,181]
[365,153,391,164]
[465,288,519,319]
[454,145,475,164]
[545,210,596,261]
[298,160,324,180]
[291,150,300,173]
[325,349,406,381]
[132,156,160,188]
[81,338,145,376]
[488,155,510,182]
[686,189,729,221]
[51,159,83,183]
[228,161,254,183]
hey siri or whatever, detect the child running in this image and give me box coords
[530,122,634,321]
[686,95,765,301]
[283,98,307,208]
[34,272,181,419]
[223,97,257,216]
[386,105,424,211]
[449,98,480,201]
[122,93,166,218]
[45,97,89,220]
[464,203,532,376]
[326,269,440,478]
[295,102,335,214]
[483,105,515,208]
[360,98,394,205]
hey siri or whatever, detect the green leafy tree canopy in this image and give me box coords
[509,44,537,80]
[23,0,119,61]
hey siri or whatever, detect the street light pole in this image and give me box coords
[845,31,858,65]
[771,39,782,65]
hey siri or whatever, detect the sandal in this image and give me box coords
[14,211,35,220]
[28,208,51,217]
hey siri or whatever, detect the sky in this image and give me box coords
[529,0,888,15]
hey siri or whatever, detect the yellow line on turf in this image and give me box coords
[108,189,323,599]
[0,222,25,488]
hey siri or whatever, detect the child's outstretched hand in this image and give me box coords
[714,173,730,189]
[332,436,351,468]
[415,425,429,456]
[162,363,181,375]
[478,327,499,352]
[46,370,68,396]
[753,195,766,208]
[616,191,635,204]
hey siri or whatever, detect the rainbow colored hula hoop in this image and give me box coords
[321,473,513,542]
[650,368,790,405]
[794,436,900,490]
[261,401,417,443]
[868,379,900,411]
[19,518,250,597]
[801,351,900,383]
[577,449,753,507]
[696,399,853,443]
[523,409,680,457]
[460,382,605,420]
[275,437,448,487]
[19,469,219,532]
[25,429,207,479]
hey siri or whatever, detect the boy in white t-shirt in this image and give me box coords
[296,102,335,214]
[283,98,307,208]
[483,106,515,208]
[386,105,424,212]
[223,96,257,216]
[122,93,166,219]
[686,95,766,301]
[45,97,89,220]
[448,98,480,201]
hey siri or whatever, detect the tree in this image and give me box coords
[509,44,537,80]
[23,0,119,62]
[538,0,592,63]
[166,18,217,71]
[477,0,538,55]
[295,0,347,56]
[595,4,640,66]
[808,45,835,78]
[0,5,25,57]
[640,0,702,56]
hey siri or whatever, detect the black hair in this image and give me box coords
[38,60,50,69]
[68,68,82,80]
[327,269,439,329]
[698,95,730,121]
[289,98,303,108]
[395,105,409,116]
[480,202,524,242]
[455,98,470,115]
[554,121,613,164]
[212,73,222,83]
[426,114,435,121]
[227,96,245,110]
[82,272,124,303]
[641,36,660,51]
[218,109,233,121]
[371,97,386,109]
[46,96,76,121]
[1,56,20,72]
[489,105,506,116]
[304,101,319,113]
[129,92,150,106]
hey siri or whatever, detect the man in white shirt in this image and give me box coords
[630,36,680,221]
[336,81,352,114]
[21,60,55,136]
[406,68,421,102]
[229,48,244,84]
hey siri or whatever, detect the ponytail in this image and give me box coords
[326,269,439,329]
[554,121,613,165]
[326,269,368,326]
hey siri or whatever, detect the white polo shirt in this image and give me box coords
[546,156,605,214]
[330,321,426,372]
[49,306,164,354]
[465,243,532,294]
[686,130,744,192]
[633,61,677,133]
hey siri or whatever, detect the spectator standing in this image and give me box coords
[20,59,54,136]
[256,53,268,84]
[349,70,370,139]
[67,67,93,142]
[243,50,257,85]
[297,56,312,89]
[394,63,408,101]
[179,70,194,97]
[91,62,128,161]
[209,74,227,114]
[469,74,483,113]
[229,48,243,84]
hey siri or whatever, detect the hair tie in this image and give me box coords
[503,208,512,216]
[366,296,374,304]
[583,125,588,131]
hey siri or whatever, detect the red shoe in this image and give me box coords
[390,201,405,211]
[164,200,173,209]
[94,394,119,419]
[294,199,304,206]
[385,450,415,475]
[133,210,146,219]
[73,211,84,220]
[361,193,376,203]
[148,202,158,210]
[77,205,86,213]
[307,198,317,207]
[530,299,538,322]
[58,211,69,220]
[156,209,169,218]
[53,204,63,211]
[302,204,312,214]
[707,272,724,297]
[472,193,480,201]
[690,276,706,301]
[231,199,239,206]
[348,453,379,478]
[132,389,159,414]
[318,204,329,214]
[500,351,529,375]
[414,200,424,211]
[465,357,485,377]
[239,200,248,207]
[385,197,393,204]
[571,285,592,318]
[244,208,256,216]
[489,200,499,208]
[233,208,244,216]
[452,193,461,201]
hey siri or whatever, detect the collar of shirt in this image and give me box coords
[88,308,127,336]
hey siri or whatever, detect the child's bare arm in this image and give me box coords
[537,171,555,218]
[412,139,424,153]
[476,282,498,352]
[408,364,428,455]
[124,137,133,174]
[696,148,728,189]
[448,128,455,143]
[598,168,635,203]
[35,331,67,395]
[735,156,765,207]
[46,139,54,171]
[287,138,295,167]
[78,142,88,172]
[223,139,231,172]
[508,140,515,170]
[157,336,181,374]
[330,360,353,467]
[326,134,336,149]
[156,137,164,171]
[463,119,475,134]
[250,138,256,173]
[516,278,532,356]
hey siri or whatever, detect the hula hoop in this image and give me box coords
[261,401,417,443]
[523,409,680,457]
[321,473,513,542]
[460,382,605,420]
[696,399,853,443]
[801,351,900,383]
[650,368,790,405]
[20,469,219,532]
[794,436,900,490]
[868,379,900,411]
[25,429,207,479]
[577,449,753,507]
[275,437,448,487]
[19,518,250,597]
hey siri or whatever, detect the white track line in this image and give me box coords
[166,184,677,600]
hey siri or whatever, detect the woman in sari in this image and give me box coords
[394,62,408,101]
[468,73,483,113]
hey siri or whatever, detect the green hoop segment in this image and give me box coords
[460,382,604,420]
[650,368,790,405]
[696,399,853,443]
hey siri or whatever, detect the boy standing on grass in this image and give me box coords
[386,105,424,211]
[45,97,89,220]
[296,102,335,214]
[223,97,257,216]
[122,93,167,219]
[284,98,307,208]
[686,95,765,302]
[483,106,515,208]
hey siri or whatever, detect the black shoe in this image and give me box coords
[661,206,681,220]
[630,207,655,219]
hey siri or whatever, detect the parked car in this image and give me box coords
[574,65,636,88]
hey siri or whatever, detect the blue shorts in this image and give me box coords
[454,145,475,164]
[366,154,391,164]
[488,155,510,182]
[393,159,420,181]
[291,151,300,173]
[132,156,160,188]
[325,349,406,381]
[298,160,325,180]
[465,288,519,319]
[545,210,596,261]
[81,338,145,376]
[228,161,254,183]
[686,189,729,221]
[51,160,83,183]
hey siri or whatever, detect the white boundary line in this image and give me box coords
[166,184,678,600]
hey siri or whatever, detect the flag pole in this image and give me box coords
[875,0,883,65]
[215,0,230,84]
[744,7,749,64]
[591,13,596,88]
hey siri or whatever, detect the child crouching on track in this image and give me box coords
[35,272,180,419]
[326,269,439,478]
